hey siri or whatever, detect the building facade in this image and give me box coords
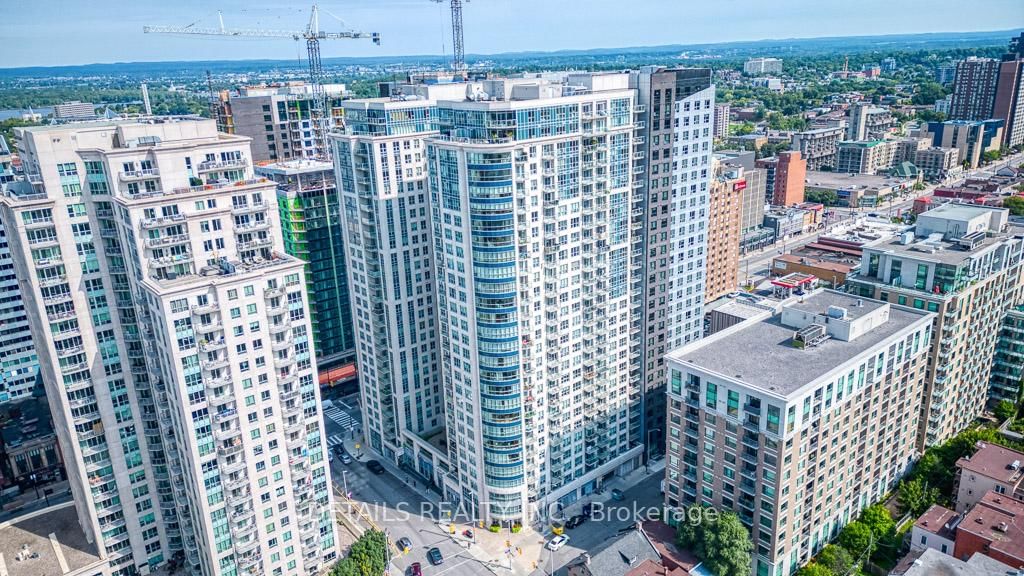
[258,160,356,368]
[756,151,806,206]
[705,160,742,302]
[846,103,894,141]
[331,93,450,497]
[848,204,1024,447]
[664,290,933,576]
[921,120,1004,169]
[631,67,715,462]
[0,215,38,404]
[713,103,730,139]
[427,73,647,520]
[1,118,338,576]
[790,128,843,171]
[913,147,960,182]
[950,57,1001,122]
[990,306,1024,403]
[218,83,348,162]
[743,58,783,76]
[835,140,897,175]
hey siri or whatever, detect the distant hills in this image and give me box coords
[1,28,1020,79]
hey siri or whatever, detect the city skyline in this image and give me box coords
[2,0,1022,68]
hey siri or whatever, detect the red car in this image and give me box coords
[409,563,422,576]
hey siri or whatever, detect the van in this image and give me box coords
[322,399,334,411]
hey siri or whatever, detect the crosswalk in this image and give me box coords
[327,434,347,448]
[323,406,357,429]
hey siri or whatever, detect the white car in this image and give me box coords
[546,535,569,551]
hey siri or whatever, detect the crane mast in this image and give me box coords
[144,4,380,160]
[433,0,468,72]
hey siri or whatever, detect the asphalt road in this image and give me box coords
[323,394,495,576]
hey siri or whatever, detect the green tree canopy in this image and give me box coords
[816,545,853,575]
[898,477,941,517]
[331,530,389,576]
[1003,196,1024,217]
[860,505,895,540]
[676,507,753,576]
[838,521,874,558]
[995,400,1017,422]
[795,563,834,576]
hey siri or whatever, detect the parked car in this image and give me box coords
[610,488,624,501]
[328,452,334,463]
[396,537,413,552]
[565,515,586,529]
[366,460,385,474]
[427,548,444,565]
[409,563,422,576]
[546,534,570,551]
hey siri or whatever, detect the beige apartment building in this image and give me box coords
[848,204,1024,448]
[665,290,933,576]
[705,159,742,302]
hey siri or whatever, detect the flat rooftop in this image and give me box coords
[864,224,1024,266]
[805,170,914,190]
[255,159,333,175]
[671,290,931,396]
[0,503,104,576]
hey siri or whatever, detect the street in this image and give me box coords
[323,393,496,576]
[322,393,668,576]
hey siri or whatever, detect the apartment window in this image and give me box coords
[705,383,718,408]
[727,391,739,417]
[915,264,928,290]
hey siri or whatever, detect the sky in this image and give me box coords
[3,0,1024,69]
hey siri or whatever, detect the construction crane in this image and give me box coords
[144,5,380,160]
[432,0,468,72]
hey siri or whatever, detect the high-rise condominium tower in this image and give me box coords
[334,73,664,522]
[258,160,356,368]
[0,217,38,404]
[331,89,450,484]
[1,118,338,576]
[427,73,646,520]
[630,67,715,459]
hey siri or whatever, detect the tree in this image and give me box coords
[1003,196,1024,217]
[860,505,895,540]
[702,512,754,576]
[676,507,752,576]
[838,521,874,557]
[331,530,389,576]
[911,82,947,105]
[816,545,853,575]
[796,563,834,576]
[995,399,1018,422]
[805,189,839,206]
[898,477,941,516]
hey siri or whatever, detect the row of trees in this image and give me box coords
[798,505,900,576]
[331,530,389,576]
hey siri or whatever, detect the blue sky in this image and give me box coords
[4,0,1023,68]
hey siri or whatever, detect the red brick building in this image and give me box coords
[953,490,1024,568]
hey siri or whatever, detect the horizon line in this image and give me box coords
[2,26,1020,73]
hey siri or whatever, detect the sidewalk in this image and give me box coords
[557,458,666,519]
[337,432,444,506]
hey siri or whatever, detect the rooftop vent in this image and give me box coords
[794,323,830,349]
[826,305,848,319]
